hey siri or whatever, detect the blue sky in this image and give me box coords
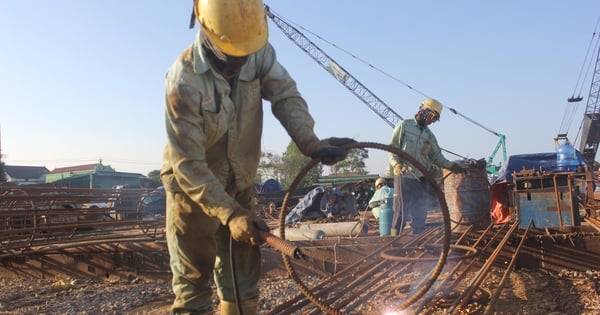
[1,1,599,177]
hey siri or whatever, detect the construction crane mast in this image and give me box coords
[579,43,600,165]
[265,6,403,127]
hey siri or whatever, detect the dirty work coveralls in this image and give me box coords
[161,30,321,314]
[388,118,454,233]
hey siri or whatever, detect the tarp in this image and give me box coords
[260,179,283,193]
[285,187,325,225]
[492,151,588,185]
[490,182,510,224]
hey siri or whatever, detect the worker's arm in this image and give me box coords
[388,121,406,170]
[258,44,320,155]
[260,44,353,164]
[427,131,455,170]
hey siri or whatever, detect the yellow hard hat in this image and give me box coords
[420,98,443,116]
[375,178,386,188]
[194,0,268,57]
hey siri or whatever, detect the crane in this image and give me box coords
[265,6,511,173]
[579,42,600,166]
[265,6,403,128]
[562,19,600,167]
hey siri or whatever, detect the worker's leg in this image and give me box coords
[214,187,261,315]
[408,179,430,234]
[392,175,412,234]
[166,191,220,314]
[220,299,259,315]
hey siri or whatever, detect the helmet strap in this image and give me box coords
[201,32,248,79]
[189,0,196,29]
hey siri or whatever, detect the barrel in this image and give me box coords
[443,160,491,232]
[378,198,394,236]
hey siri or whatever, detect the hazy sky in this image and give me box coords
[1,1,599,177]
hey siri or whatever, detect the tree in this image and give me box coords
[329,148,369,175]
[257,152,284,183]
[280,141,322,189]
[144,170,162,188]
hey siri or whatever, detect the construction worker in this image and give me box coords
[388,98,463,235]
[160,0,355,314]
[368,178,388,220]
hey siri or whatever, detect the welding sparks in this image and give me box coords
[382,308,408,315]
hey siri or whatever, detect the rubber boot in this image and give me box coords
[220,299,258,315]
[173,308,213,315]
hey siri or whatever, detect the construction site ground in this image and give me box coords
[0,247,599,315]
[1,207,600,314]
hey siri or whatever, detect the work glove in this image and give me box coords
[309,137,357,165]
[450,163,465,174]
[227,208,270,245]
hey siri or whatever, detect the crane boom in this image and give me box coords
[579,42,600,165]
[266,6,472,163]
[265,6,403,127]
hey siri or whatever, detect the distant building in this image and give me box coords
[3,165,49,185]
[45,162,145,189]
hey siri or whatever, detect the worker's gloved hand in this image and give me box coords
[393,163,408,176]
[450,163,465,174]
[309,137,357,165]
[227,208,270,245]
[322,137,357,147]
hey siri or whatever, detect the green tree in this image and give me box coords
[329,148,369,175]
[144,170,162,188]
[281,141,322,189]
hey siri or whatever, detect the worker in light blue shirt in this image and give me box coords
[388,98,463,235]
[368,178,391,220]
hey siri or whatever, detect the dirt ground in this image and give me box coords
[0,248,599,315]
[1,211,599,314]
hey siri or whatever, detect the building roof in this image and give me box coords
[50,163,110,174]
[5,165,49,180]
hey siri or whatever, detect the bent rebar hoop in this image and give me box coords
[277,141,452,313]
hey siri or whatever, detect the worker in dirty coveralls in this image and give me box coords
[388,98,463,235]
[160,0,355,314]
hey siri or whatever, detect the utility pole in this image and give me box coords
[0,122,5,182]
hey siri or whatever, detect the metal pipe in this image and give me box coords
[296,220,368,237]
[553,174,564,227]
[278,227,326,241]
[567,174,576,225]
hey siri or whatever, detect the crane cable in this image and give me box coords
[268,8,474,161]
[267,7,432,100]
[559,15,600,140]
[569,16,600,101]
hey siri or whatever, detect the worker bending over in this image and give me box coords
[160,0,354,314]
